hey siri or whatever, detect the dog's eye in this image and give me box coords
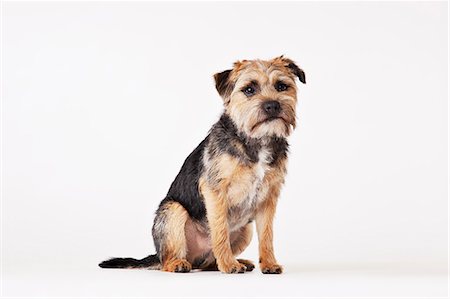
[275,82,288,92]
[243,86,256,96]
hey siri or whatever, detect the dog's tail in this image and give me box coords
[99,254,160,269]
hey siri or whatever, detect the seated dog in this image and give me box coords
[99,56,306,274]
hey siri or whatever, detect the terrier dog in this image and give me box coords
[99,56,306,274]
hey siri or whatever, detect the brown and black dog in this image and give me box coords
[99,56,306,274]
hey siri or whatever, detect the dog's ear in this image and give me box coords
[288,62,306,84]
[214,69,234,100]
[280,57,306,84]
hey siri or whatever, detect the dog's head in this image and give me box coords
[214,56,305,139]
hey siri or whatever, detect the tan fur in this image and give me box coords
[160,202,191,272]
[223,58,298,139]
[256,187,281,273]
[255,159,287,274]
[205,152,271,208]
[200,177,247,273]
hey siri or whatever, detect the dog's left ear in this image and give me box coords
[288,62,306,84]
[280,57,306,84]
[214,69,234,101]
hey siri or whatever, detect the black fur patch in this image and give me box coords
[267,136,289,166]
[208,113,260,164]
[209,113,289,166]
[164,137,209,221]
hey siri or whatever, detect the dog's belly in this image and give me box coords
[184,216,254,268]
[185,218,214,267]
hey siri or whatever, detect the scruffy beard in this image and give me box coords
[225,94,297,140]
[245,104,296,139]
[249,118,293,139]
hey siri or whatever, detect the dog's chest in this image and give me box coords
[227,147,272,231]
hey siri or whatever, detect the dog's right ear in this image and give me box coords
[214,69,234,101]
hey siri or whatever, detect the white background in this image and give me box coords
[2,1,448,298]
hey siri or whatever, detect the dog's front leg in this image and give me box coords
[256,184,283,274]
[201,181,247,274]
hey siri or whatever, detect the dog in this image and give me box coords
[99,56,306,274]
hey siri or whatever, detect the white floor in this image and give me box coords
[3,260,448,298]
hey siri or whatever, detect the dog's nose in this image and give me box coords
[263,100,281,117]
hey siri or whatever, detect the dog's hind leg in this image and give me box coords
[152,200,192,273]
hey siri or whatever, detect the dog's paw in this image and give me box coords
[237,259,255,272]
[218,260,247,274]
[260,263,283,274]
[163,259,192,273]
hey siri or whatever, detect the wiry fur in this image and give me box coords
[99,56,306,273]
